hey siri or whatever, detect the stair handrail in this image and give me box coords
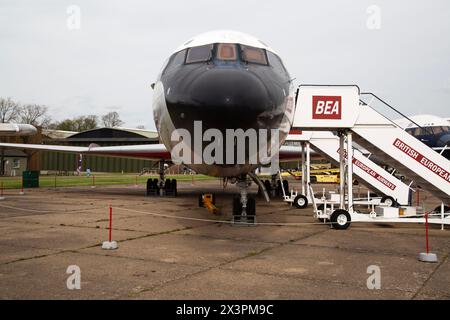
[359,92,432,135]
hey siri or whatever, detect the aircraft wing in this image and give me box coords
[279,145,320,161]
[0,143,171,160]
[0,142,313,163]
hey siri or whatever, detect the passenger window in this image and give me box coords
[186,44,213,64]
[241,45,268,65]
[413,128,422,136]
[217,43,237,61]
[163,50,186,74]
[433,127,443,134]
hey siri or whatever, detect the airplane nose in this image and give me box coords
[167,68,276,131]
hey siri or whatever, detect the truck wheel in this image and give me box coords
[381,196,395,207]
[330,209,351,230]
[293,195,308,209]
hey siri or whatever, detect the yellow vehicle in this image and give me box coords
[283,169,359,185]
[281,168,339,177]
[311,174,340,183]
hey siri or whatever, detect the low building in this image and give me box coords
[41,127,159,174]
[0,128,42,176]
[1,127,160,175]
[0,149,28,176]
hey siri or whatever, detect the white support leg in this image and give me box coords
[305,141,311,200]
[301,142,306,196]
[339,134,345,210]
[347,131,354,213]
[442,202,445,231]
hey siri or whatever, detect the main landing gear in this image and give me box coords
[232,175,256,225]
[146,161,177,197]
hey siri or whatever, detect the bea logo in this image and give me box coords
[312,96,342,119]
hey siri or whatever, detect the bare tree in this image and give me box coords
[102,111,124,127]
[19,104,50,127]
[0,97,21,123]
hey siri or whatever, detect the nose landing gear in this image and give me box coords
[232,176,256,225]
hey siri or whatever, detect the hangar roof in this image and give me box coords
[63,127,159,143]
[42,129,78,139]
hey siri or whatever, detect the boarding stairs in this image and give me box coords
[293,86,450,205]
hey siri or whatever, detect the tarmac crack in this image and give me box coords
[289,242,440,259]
[411,252,449,300]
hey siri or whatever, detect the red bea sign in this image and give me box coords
[312,96,342,119]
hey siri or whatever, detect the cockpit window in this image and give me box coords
[241,45,268,65]
[163,50,186,75]
[186,44,213,64]
[267,51,287,73]
[217,43,237,61]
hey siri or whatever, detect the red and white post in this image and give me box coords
[418,212,438,263]
[0,181,5,200]
[19,177,25,195]
[102,205,118,250]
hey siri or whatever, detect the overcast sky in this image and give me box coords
[1,0,449,129]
